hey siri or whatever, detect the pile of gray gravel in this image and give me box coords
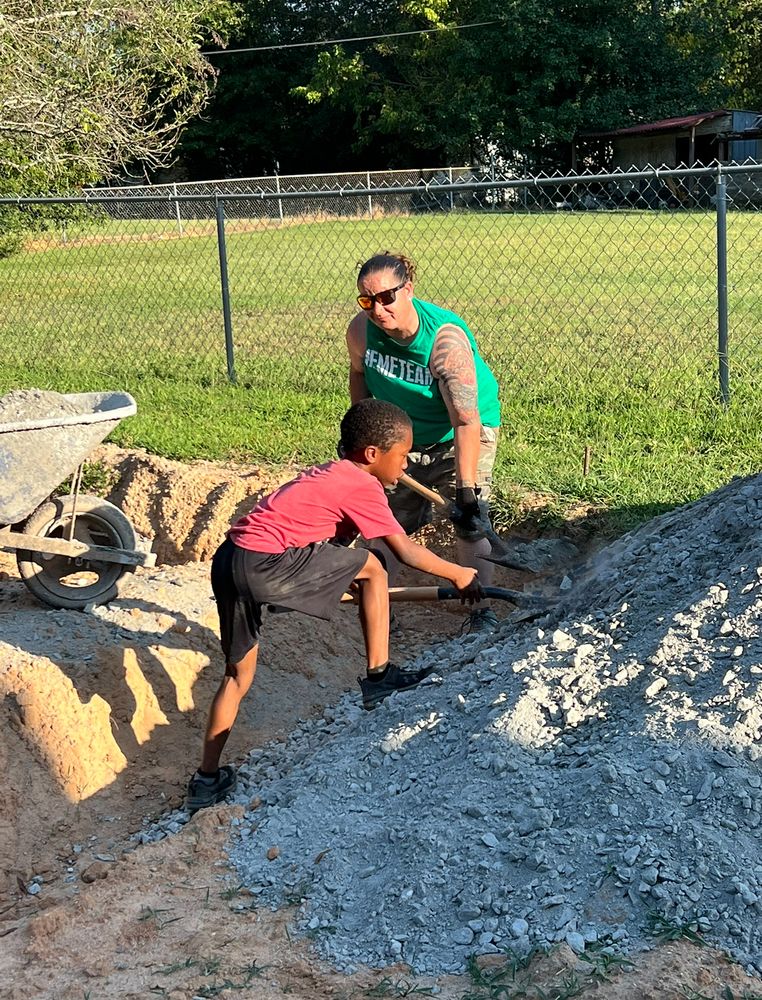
[222,472,762,976]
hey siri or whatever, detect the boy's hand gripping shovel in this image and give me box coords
[340,474,550,616]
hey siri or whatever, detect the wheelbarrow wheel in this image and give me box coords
[17,494,138,610]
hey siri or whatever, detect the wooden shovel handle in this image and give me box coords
[398,473,448,508]
[341,586,443,604]
[341,585,536,605]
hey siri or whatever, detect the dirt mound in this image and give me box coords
[0,553,478,926]
[93,443,301,565]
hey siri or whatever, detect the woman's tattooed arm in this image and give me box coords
[429,324,480,427]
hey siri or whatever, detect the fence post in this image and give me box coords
[448,166,454,211]
[173,183,184,235]
[275,173,284,225]
[715,168,730,404]
[215,196,237,384]
[367,171,373,219]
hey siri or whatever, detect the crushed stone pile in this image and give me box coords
[213,473,762,976]
[0,389,82,423]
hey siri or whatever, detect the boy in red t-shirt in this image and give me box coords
[186,399,481,813]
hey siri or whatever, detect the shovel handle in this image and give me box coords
[398,473,448,508]
[340,586,441,604]
[341,585,536,606]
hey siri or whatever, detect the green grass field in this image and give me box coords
[2,208,761,531]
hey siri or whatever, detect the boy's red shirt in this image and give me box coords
[228,459,404,554]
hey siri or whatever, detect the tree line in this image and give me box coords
[178,0,762,180]
[0,0,759,193]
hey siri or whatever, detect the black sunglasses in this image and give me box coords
[356,280,406,310]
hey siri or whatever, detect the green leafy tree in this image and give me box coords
[718,0,762,108]
[287,0,480,165]
[473,0,733,168]
[179,0,384,177]
[178,0,754,177]
[0,0,240,191]
[290,0,736,168]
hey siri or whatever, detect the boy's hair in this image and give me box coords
[339,399,412,455]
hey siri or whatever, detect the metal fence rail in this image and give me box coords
[1,163,760,417]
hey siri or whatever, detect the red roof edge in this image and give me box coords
[581,110,731,140]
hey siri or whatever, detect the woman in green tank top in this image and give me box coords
[345,252,502,634]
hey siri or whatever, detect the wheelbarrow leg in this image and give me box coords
[66,463,84,541]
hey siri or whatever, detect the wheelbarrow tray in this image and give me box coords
[0,391,136,525]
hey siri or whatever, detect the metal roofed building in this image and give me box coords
[579,109,760,169]
[576,109,762,207]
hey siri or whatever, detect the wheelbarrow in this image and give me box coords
[0,390,155,610]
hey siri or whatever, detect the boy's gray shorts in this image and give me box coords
[211,536,367,664]
[388,426,499,535]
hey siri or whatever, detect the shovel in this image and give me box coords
[397,472,528,571]
[340,584,542,608]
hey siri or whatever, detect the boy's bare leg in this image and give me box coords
[353,550,390,671]
[200,644,259,773]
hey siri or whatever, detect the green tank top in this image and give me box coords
[363,298,500,448]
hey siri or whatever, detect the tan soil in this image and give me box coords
[90,443,302,565]
[0,449,759,1000]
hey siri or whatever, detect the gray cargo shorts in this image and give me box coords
[388,426,499,536]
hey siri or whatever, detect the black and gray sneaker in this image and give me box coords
[463,607,499,634]
[358,662,434,711]
[185,765,237,815]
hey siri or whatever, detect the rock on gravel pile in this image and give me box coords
[222,472,762,976]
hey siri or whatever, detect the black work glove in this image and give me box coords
[455,569,484,605]
[450,486,483,538]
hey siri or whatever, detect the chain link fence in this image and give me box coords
[89,166,489,222]
[1,163,760,425]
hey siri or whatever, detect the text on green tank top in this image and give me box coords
[363,298,500,447]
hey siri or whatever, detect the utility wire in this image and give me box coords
[201,20,499,56]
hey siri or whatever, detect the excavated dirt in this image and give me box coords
[0,449,760,999]
[91,443,303,565]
